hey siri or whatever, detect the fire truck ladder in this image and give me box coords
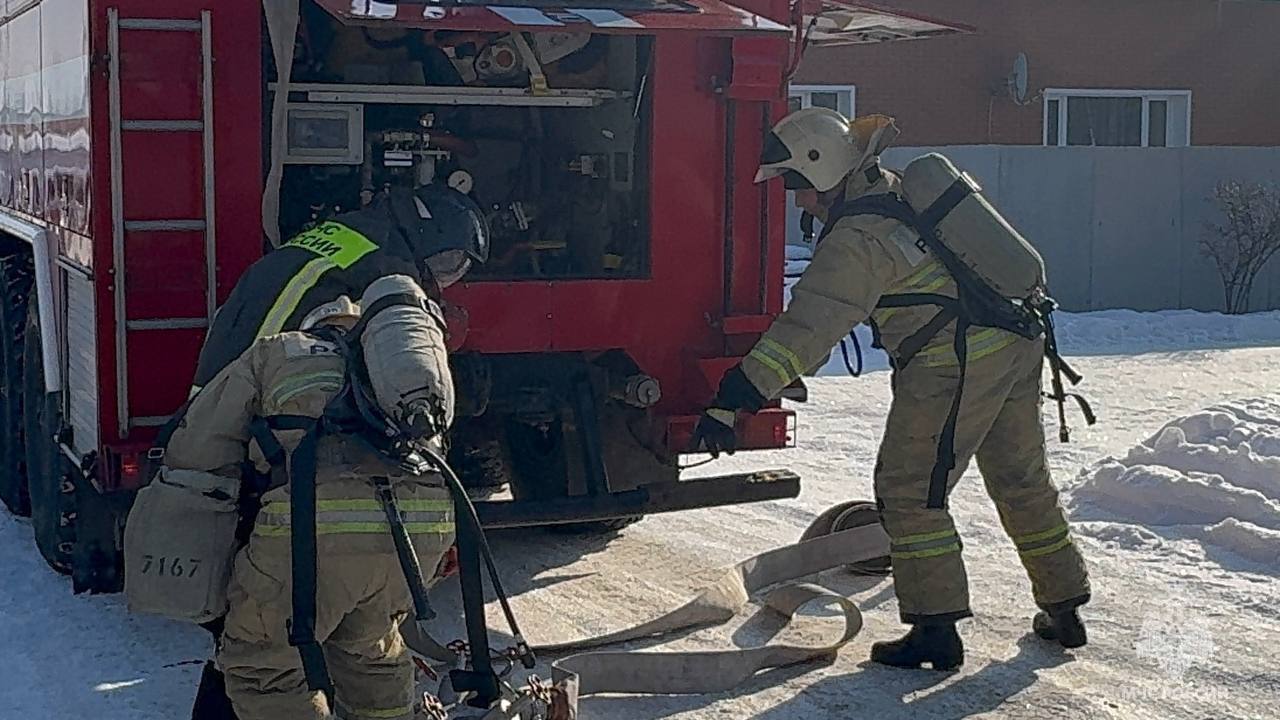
[107,10,217,436]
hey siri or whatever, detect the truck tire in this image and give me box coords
[0,253,33,516]
[505,419,640,535]
[453,436,511,495]
[23,302,75,573]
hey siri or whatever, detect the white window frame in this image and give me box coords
[1043,88,1192,147]
[789,84,857,117]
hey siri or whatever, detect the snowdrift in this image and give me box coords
[1070,397,1280,570]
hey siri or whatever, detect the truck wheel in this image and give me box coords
[449,415,511,496]
[23,302,75,574]
[0,253,33,516]
[505,419,640,535]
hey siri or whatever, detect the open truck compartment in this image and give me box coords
[279,15,657,280]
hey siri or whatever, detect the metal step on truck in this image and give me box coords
[0,0,966,593]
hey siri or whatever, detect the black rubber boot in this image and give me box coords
[870,623,964,670]
[1033,608,1087,648]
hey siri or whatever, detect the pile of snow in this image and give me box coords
[1070,397,1280,570]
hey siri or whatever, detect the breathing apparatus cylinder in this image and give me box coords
[358,274,455,446]
[899,153,1047,299]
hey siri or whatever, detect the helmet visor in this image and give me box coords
[781,170,813,190]
[426,249,473,288]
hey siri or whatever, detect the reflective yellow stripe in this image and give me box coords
[893,528,957,546]
[269,371,346,407]
[877,261,951,326]
[1019,536,1073,558]
[255,521,455,537]
[873,307,902,325]
[283,222,379,269]
[1013,523,1069,546]
[256,257,336,338]
[916,327,1017,367]
[261,499,451,514]
[892,543,962,560]
[747,347,794,386]
[966,332,1017,363]
[915,275,951,294]
[759,338,805,377]
[894,259,945,290]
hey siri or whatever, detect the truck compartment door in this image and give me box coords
[798,0,973,46]
[314,0,789,36]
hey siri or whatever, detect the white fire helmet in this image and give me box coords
[299,295,361,331]
[754,109,901,193]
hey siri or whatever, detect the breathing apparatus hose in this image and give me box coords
[420,446,536,670]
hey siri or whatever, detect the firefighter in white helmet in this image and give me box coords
[693,108,1091,670]
[160,268,470,720]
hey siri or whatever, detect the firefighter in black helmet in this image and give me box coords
[189,184,489,394]
[182,183,487,720]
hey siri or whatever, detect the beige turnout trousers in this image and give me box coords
[217,464,454,720]
[875,336,1090,622]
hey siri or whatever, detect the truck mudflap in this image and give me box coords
[409,508,891,715]
[473,468,799,529]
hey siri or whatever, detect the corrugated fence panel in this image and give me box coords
[789,146,1280,313]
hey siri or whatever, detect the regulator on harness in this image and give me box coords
[818,154,1095,507]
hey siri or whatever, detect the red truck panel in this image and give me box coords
[88,0,262,464]
[447,32,788,416]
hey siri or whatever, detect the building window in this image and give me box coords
[788,85,856,117]
[1043,89,1190,147]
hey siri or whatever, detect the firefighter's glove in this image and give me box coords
[694,366,768,458]
[694,407,738,458]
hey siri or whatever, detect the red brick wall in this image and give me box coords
[794,0,1280,146]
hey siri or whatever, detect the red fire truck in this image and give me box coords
[0,0,965,592]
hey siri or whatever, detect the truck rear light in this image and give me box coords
[666,408,795,454]
[120,455,141,482]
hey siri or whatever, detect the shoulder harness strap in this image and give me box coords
[249,413,334,704]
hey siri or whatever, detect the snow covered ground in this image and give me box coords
[2,312,1280,719]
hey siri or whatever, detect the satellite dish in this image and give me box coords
[1009,52,1029,104]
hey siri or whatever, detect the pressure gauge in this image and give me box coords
[447,170,474,195]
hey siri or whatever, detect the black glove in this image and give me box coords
[693,366,768,458]
[693,407,738,458]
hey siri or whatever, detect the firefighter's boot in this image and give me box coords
[870,623,964,670]
[1033,608,1087,649]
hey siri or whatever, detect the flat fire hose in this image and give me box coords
[406,517,891,698]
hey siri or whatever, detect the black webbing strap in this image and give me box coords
[927,319,970,510]
[917,176,975,231]
[450,488,502,707]
[250,414,333,704]
[897,307,958,369]
[284,424,332,704]
[817,193,918,245]
[874,293,961,370]
[347,291,443,341]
